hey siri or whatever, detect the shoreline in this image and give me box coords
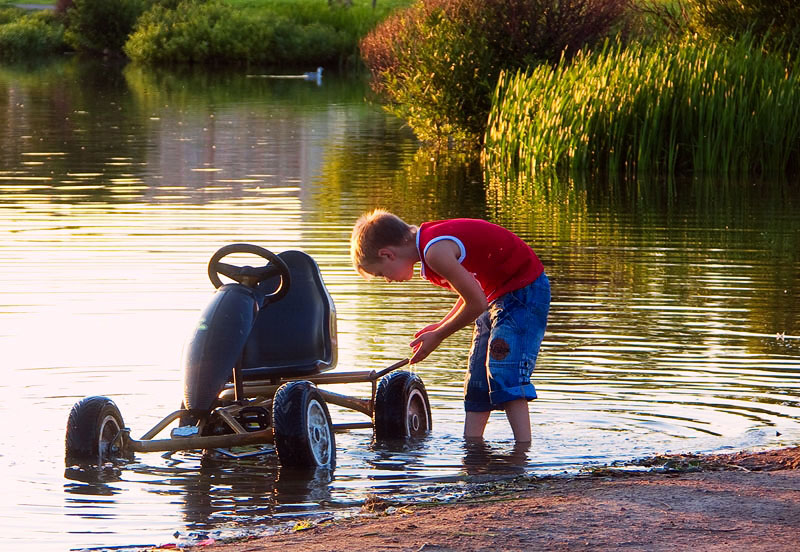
[169,446,800,552]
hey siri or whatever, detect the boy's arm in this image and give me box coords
[414,296,463,337]
[409,240,488,363]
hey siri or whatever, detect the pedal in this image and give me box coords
[171,425,200,438]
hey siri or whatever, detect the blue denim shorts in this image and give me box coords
[464,272,550,412]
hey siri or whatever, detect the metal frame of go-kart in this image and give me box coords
[124,358,411,456]
[66,244,432,469]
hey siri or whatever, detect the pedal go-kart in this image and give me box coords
[65,244,432,469]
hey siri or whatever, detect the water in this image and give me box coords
[0,58,798,550]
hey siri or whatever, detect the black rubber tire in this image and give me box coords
[373,371,432,440]
[272,381,336,468]
[65,396,131,465]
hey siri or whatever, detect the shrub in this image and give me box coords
[124,0,263,63]
[64,0,151,54]
[484,36,800,179]
[361,0,629,144]
[627,1,695,40]
[686,0,800,49]
[362,4,492,142]
[55,0,74,15]
[0,11,65,62]
[267,17,347,65]
[125,0,349,65]
[0,7,27,25]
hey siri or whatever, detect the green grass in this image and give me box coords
[0,0,54,5]
[231,0,413,41]
[484,35,800,179]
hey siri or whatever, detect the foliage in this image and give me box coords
[484,35,800,179]
[360,0,630,144]
[686,0,800,49]
[125,0,272,64]
[2,0,411,65]
[0,6,27,25]
[627,1,694,39]
[124,0,348,65]
[64,0,151,54]
[56,0,74,15]
[0,10,65,61]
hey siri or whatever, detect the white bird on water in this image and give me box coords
[247,67,323,85]
[304,67,323,80]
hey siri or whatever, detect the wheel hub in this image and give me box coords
[410,413,420,432]
[307,399,331,465]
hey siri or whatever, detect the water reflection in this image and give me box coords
[366,437,434,479]
[461,440,530,476]
[0,58,798,550]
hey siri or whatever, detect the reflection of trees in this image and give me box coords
[0,58,150,205]
[122,64,394,205]
[485,171,800,362]
[123,64,368,110]
[311,145,487,223]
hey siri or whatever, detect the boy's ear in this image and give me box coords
[377,247,396,260]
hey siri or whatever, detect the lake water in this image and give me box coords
[0,58,798,551]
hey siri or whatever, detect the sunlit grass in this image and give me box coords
[228,0,413,33]
[484,35,800,179]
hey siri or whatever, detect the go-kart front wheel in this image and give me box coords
[374,371,432,440]
[272,381,335,469]
[65,396,131,466]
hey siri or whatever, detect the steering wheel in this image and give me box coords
[207,244,291,303]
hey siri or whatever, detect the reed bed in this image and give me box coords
[483,36,800,179]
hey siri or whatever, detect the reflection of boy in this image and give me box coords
[350,209,550,442]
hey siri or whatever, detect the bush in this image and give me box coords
[124,0,261,63]
[55,0,74,15]
[627,1,694,40]
[65,0,151,54]
[0,11,65,62]
[267,17,347,65]
[362,4,492,142]
[124,0,349,65]
[686,0,800,49]
[361,0,629,144]
[0,6,27,25]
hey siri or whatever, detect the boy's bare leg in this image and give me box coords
[503,399,532,443]
[464,411,491,439]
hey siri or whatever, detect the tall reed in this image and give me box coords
[484,36,800,179]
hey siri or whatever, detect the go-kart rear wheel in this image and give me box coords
[374,371,432,440]
[65,396,131,466]
[272,381,335,469]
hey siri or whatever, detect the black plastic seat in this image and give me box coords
[240,250,337,380]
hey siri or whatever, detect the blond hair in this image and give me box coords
[350,209,414,277]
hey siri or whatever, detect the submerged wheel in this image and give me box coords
[272,381,335,468]
[374,371,432,439]
[65,396,131,466]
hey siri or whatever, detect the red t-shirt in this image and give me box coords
[416,219,544,302]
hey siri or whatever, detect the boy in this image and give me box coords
[350,209,550,442]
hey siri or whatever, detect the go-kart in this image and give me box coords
[64,244,432,469]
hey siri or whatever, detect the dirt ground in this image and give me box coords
[185,447,800,552]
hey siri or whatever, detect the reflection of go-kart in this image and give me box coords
[65,244,432,469]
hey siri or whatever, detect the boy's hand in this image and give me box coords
[409,330,443,364]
